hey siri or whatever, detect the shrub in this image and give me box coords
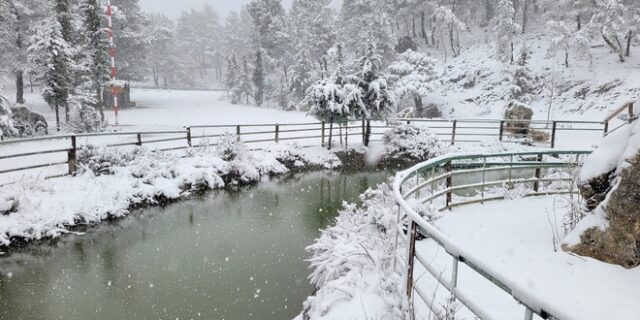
[383,124,444,162]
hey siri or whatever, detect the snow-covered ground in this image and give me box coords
[413,197,640,320]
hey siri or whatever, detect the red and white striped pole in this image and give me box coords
[106,0,119,126]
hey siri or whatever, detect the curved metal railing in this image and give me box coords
[393,150,592,320]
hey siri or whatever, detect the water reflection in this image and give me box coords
[0,170,388,320]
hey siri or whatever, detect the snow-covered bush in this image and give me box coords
[383,125,444,162]
[78,145,145,176]
[65,106,104,133]
[0,94,18,139]
[300,183,407,320]
[388,50,437,115]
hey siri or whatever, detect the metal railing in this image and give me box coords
[603,100,637,135]
[0,118,603,186]
[393,150,592,320]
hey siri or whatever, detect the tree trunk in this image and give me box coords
[602,31,625,62]
[97,87,105,122]
[55,105,60,132]
[484,0,494,25]
[625,31,632,57]
[420,11,429,45]
[412,17,417,38]
[152,66,159,88]
[29,74,33,93]
[15,70,25,104]
[64,102,70,122]
[364,120,371,147]
[565,50,569,68]
[328,121,333,150]
[414,96,424,116]
[576,14,582,31]
[522,0,528,34]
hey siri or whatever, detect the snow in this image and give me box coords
[414,197,640,320]
[579,120,639,181]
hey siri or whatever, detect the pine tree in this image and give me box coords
[288,50,318,106]
[349,44,396,146]
[289,0,336,60]
[28,17,75,131]
[339,0,396,58]
[247,0,291,61]
[388,50,437,115]
[253,49,265,106]
[112,0,149,81]
[494,0,520,63]
[79,0,111,122]
[225,55,240,96]
[234,56,254,104]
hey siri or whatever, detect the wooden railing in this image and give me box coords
[0,118,605,186]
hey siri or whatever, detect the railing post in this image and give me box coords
[275,124,280,143]
[186,127,192,147]
[451,120,457,145]
[321,122,326,147]
[136,133,142,146]
[68,135,77,176]
[236,125,241,142]
[533,153,543,192]
[524,308,534,320]
[407,120,411,125]
[628,101,635,122]
[451,258,459,292]
[445,161,453,208]
[406,220,418,298]
[550,121,557,148]
[499,120,505,141]
[603,121,609,136]
[345,124,349,147]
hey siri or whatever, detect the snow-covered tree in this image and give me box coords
[247,0,291,61]
[510,44,541,102]
[306,78,351,149]
[289,0,336,60]
[494,0,520,63]
[0,0,46,104]
[339,0,396,58]
[175,5,222,84]
[28,17,75,131]
[388,50,437,115]
[253,49,265,106]
[350,44,397,146]
[79,0,111,122]
[225,55,240,96]
[233,56,254,104]
[288,50,318,107]
[112,0,149,81]
[432,5,467,58]
[222,8,254,58]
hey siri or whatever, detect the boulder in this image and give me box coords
[571,153,640,268]
[504,100,533,134]
[11,107,48,136]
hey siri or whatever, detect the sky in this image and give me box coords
[139,0,342,20]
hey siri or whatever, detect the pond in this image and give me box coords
[0,170,390,320]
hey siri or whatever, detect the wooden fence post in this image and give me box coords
[628,102,635,122]
[550,121,557,149]
[451,120,458,145]
[236,125,241,142]
[136,133,142,146]
[275,124,280,143]
[321,122,325,147]
[186,127,192,147]
[68,135,77,176]
[603,121,609,136]
[499,120,505,141]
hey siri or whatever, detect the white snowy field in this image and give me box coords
[413,197,640,320]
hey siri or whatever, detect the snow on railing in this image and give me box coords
[603,100,637,135]
[393,150,592,320]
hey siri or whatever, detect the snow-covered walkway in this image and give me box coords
[415,197,640,320]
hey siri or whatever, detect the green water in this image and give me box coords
[0,171,389,320]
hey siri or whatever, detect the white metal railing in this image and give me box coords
[393,150,593,320]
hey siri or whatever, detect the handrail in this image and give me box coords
[0,117,603,186]
[393,150,592,320]
[604,100,636,135]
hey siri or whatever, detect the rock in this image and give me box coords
[570,154,640,268]
[579,170,615,211]
[503,100,533,134]
[395,36,417,54]
[10,107,48,136]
